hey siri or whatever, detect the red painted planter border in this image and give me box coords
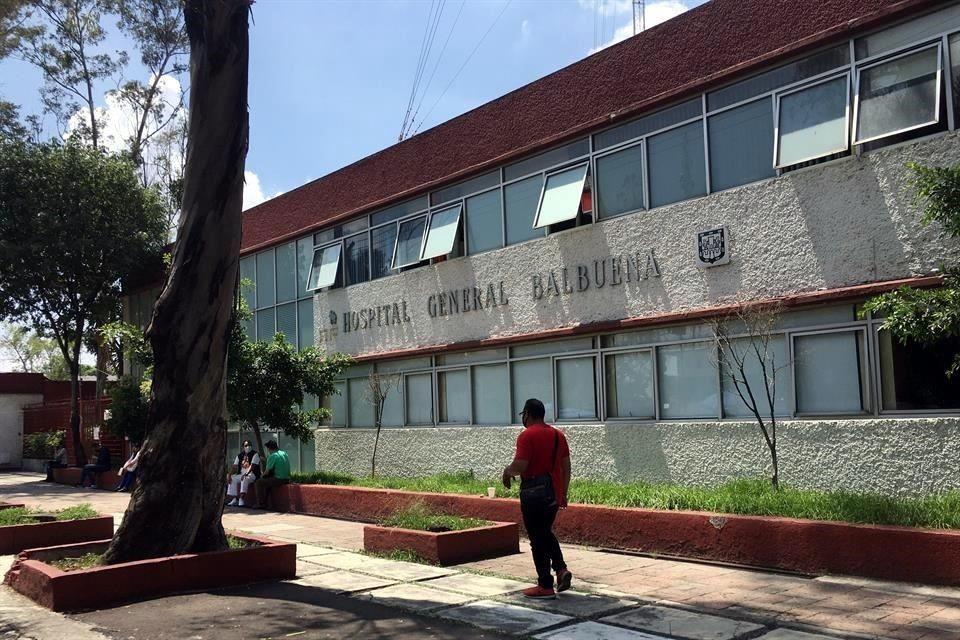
[364,522,519,565]
[0,516,115,555]
[278,483,960,585]
[53,467,123,491]
[0,501,25,510]
[4,532,296,612]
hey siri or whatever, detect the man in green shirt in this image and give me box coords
[254,440,290,510]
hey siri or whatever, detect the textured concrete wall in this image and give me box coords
[313,134,960,358]
[313,417,960,497]
[0,393,41,468]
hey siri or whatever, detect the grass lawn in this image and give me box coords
[381,502,489,532]
[290,471,960,530]
[0,504,98,526]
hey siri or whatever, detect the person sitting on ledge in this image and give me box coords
[78,442,111,489]
[227,446,259,507]
[254,439,289,510]
[44,439,68,482]
[114,443,140,492]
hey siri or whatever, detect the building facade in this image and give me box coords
[139,0,960,494]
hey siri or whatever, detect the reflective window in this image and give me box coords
[721,336,791,418]
[465,190,503,255]
[657,342,718,419]
[794,330,869,414]
[431,171,499,206]
[855,4,960,59]
[556,356,597,420]
[297,298,313,351]
[348,378,374,427]
[595,143,645,219]
[504,138,589,181]
[604,351,655,419]
[255,308,275,342]
[504,175,546,246]
[307,243,342,291]
[371,196,428,226]
[951,34,960,123]
[239,256,256,310]
[406,373,433,425]
[438,369,469,423]
[421,204,463,260]
[777,75,849,167]
[511,358,554,423]
[393,215,427,269]
[648,121,707,208]
[709,98,775,191]
[379,374,404,427]
[370,224,398,280]
[343,233,370,286]
[855,46,941,144]
[534,164,589,229]
[594,98,702,151]
[295,237,313,298]
[473,363,510,425]
[276,302,296,344]
[327,381,346,426]
[878,331,960,411]
[255,250,275,307]
[275,242,296,303]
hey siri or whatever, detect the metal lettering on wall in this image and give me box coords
[428,281,508,318]
[532,250,660,300]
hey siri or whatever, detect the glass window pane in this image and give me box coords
[435,348,508,366]
[656,342,718,419]
[422,204,463,260]
[375,373,404,427]
[511,358,554,423]
[371,224,397,280]
[296,237,313,298]
[504,138,590,181]
[602,323,713,348]
[951,35,960,120]
[438,369,469,423]
[879,331,960,411]
[596,143,645,219]
[794,331,868,414]
[604,351,655,419]
[504,175,546,246]
[276,302,297,345]
[473,363,510,425]
[406,373,433,425]
[393,215,427,269]
[348,377,374,427]
[255,250,275,307]
[377,357,432,373]
[300,431,316,473]
[709,98,775,192]
[343,233,370,286]
[370,196,429,226]
[512,338,593,358]
[721,337,791,418]
[855,46,940,143]
[594,98,702,150]
[465,189,503,255]
[556,356,597,420]
[297,299,314,351]
[855,4,960,59]
[239,256,256,310]
[777,76,849,167]
[308,243,342,291]
[431,171,499,206]
[275,242,296,302]
[325,381,346,427]
[648,121,706,208]
[342,218,368,235]
[255,308,275,342]
[534,164,588,228]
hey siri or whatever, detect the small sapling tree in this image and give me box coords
[367,370,401,478]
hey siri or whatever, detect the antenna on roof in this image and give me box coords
[632,0,645,35]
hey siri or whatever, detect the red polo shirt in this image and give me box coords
[514,422,570,505]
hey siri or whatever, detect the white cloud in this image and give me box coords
[243,170,282,211]
[645,0,690,28]
[520,19,531,40]
[588,0,692,53]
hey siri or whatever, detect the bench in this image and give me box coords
[53,466,126,490]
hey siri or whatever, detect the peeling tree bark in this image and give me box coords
[104,0,249,563]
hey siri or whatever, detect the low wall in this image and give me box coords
[313,417,960,497]
[20,458,46,473]
[53,467,123,491]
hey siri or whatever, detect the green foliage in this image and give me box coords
[21,430,64,458]
[54,504,98,521]
[49,552,102,571]
[104,375,149,442]
[227,535,258,549]
[382,502,490,532]
[363,548,434,564]
[0,503,97,526]
[99,321,152,368]
[908,162,960,236]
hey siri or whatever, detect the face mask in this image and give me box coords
[244,446,252,454]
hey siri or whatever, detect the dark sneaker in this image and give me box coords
[522,585,557,599]
[556,568,573,592]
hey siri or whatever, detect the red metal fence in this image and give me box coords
[21,397,126,466]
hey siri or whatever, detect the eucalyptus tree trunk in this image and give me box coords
[104,0,249,563]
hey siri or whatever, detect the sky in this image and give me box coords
[0,0,705,371]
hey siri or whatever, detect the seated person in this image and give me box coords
[226,440,260,507]
[254,440,289,510]
[114,444,140,492]
[44,441,68,482]
[78,443,111,488]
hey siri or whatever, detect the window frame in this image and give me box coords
[593,139,648,219]
[773,72,852,169]
[403,370,435,426]
[601,347,657,421]
[391,213,429,270]
[306,241,344,292]
[552,353,600,422]
[532,162,591,230]
[436,365,472,425]
[790,326,872,417]
[420,202,464,262]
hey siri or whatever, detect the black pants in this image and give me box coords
[79,464,109,487]
[521,499,566,589]
[255,477,288,509]
[44,461,66,481]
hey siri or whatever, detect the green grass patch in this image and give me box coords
[293,471,960,530]
[54,504,99,521]
[50,552,103,572]
[381,502,490,532]
[0,504,98,526]
[362,548,436,565]
[227,535,260,549]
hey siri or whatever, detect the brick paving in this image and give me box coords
[3,471,960,639]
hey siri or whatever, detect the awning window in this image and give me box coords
[420,203,463,261]
[533,163,589,229]
[392,215,427,269]
[307,243,342,291]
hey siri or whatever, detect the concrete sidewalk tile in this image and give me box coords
[237,522,303,534]
[361,583,476,612]
[306,550,374,570]
[754,630,844,640]
[294,543,339,558]
[423,573,528,597]
[357,559,456,582]
[502,589,636,618]
[601,604,765,640]
[291,569,396,593]
[438,599,571,634]
[535,621,671,639]
[296,559,336,577]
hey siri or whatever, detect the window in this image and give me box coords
[255,250,275,307]
[371,196,428,226]
[438,369,469,423]
[648,121,706,208]
[276,302,296,344]
[431,171,499,206]
[951,34,960,121]
[708,98,775,191]
[604,351,655,419]
[343,233,370,286]
[854,45,942,144]
[371,224,398,280]
[307,243,342,291]
[656,342,718,419]
[594,98,702,151]
[878,331,960,411]
[776,75,849,167]
[275,242,296,303]
[377,374,404,427]
[504,175,546,246]
[511,358,554,422]
[465,190,503,255]
[392,215,427,269]
[473,363,510,425]
[300,431,316,473]
[720,337,791,418]
[255,308,275,342]
[405,373,433,425]
[327,381,346,426]
[595,143,645,219]
[556,356,597,420]
[297,298,313,350]
[504,138,590,181]
[348,378,374,427]
[421,204,463,260]
[239,256,256,310]
[794,330,869,414]
[295,237,313,298]
[855,4,960,59]
[534,164,589,229]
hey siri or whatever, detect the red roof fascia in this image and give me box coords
[0,373,46,395]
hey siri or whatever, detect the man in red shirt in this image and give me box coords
[502,398,572,599]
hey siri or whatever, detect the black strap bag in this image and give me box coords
[519,430,560,509]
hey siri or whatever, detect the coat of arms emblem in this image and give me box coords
[696,227,730,267]
[329,310,338,326]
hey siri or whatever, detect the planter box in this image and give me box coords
[0,516,115,555]
[364,521,518,565]
[21,458,47,473]
[4,532,296,612]
[278,483,960,585]
[0,501,25,510]
[52,466,122,490]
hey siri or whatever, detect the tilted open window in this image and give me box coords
[420,203,463,261]
[306,243,342,291]
[775,74,850,168]
[391,214,428,269]
[533,163,589,229]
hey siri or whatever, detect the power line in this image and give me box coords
[400,0,447,141]
[407,0,466,137]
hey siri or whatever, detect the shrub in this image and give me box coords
[22,430,65,459]
[104,375,149,443]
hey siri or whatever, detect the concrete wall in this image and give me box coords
[313,417,960,497]
[0,393,42,468]
[313,134,960,358]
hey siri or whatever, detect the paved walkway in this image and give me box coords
[3,471,960,640]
